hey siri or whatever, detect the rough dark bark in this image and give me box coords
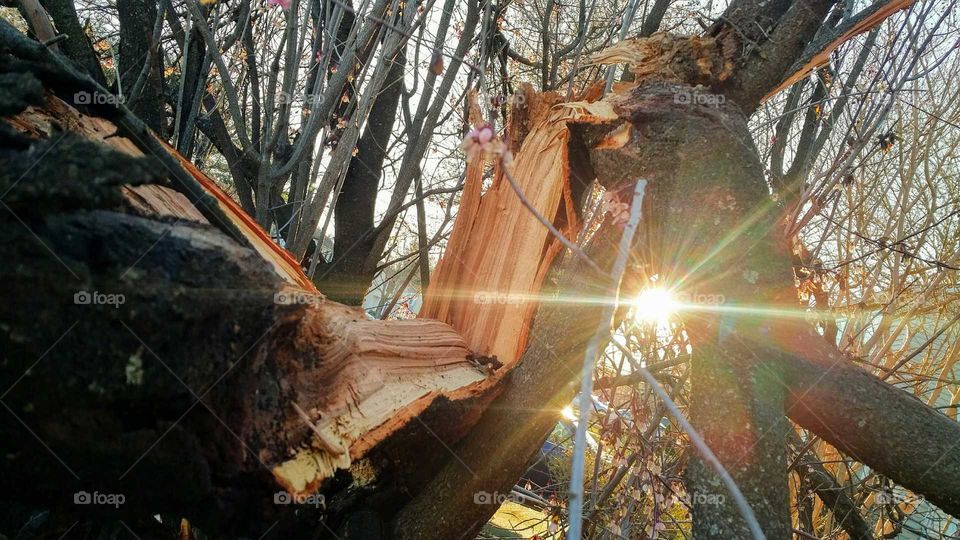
[782,331,960,518]
[117,0,164,133]
[713,0,837,113]
[321,46,407,305]
[0,109,283,535]
[35,0,107,85]
[584,80,796,538]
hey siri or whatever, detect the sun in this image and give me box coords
[633,288,678,323]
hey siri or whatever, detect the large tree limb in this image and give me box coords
[779,324,960,518]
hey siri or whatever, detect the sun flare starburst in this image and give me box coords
[633,288,678,324]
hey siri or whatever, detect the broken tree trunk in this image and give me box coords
[0,25,620,535]
[2,1,953,536]
[0,75,496,536]
[0,22,626,535]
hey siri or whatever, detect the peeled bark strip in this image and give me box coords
[763,0,916,100]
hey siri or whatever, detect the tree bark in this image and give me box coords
[782,329,960,518]
[117,0,164,133]
[323,46,407,304]
[36,0,107,85]
[583,80,796,538]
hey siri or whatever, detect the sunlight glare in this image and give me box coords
[633,288,677,323]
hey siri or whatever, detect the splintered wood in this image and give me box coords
[589,33,734,86]
[270,303,486,495]
[9,89,616,497]
[420,86,616,368]
[276,87,618,493]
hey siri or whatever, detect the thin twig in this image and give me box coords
[567,179,646,539]
[291,402,347,455]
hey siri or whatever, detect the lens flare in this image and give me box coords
[633,288,677,323]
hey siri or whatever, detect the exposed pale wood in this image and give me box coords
[270,301,486,494]
[589,33,734,85]
[420,88,616,369]
[273,87,623,494]
[122,185,209,222]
